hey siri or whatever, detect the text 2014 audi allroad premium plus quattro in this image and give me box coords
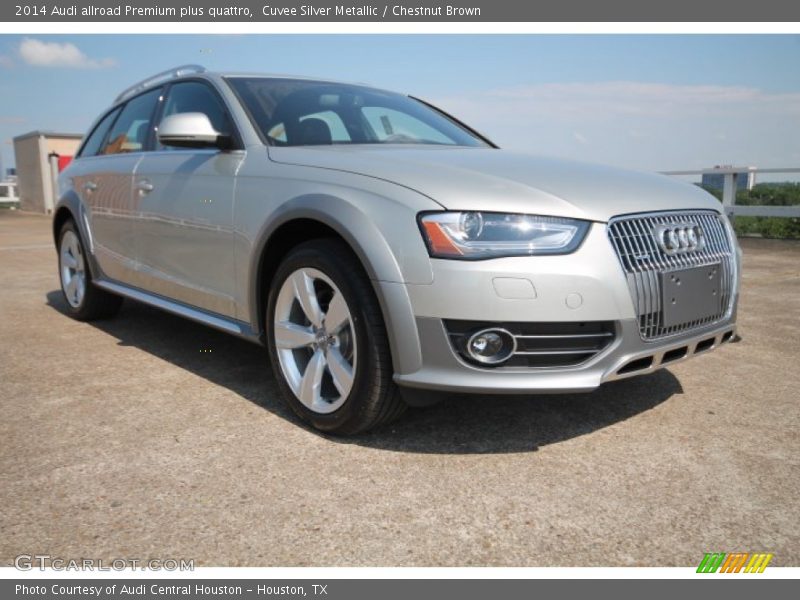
[54,65,740,434]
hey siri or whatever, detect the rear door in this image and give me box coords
[132,80,242,318]
[72,89,162,286]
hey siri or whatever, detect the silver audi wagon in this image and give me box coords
[54,65,740,434]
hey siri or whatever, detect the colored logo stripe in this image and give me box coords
[697,552,773,573]
[719,553,749,573]
[744,553,773,573]
[697,553,726,573]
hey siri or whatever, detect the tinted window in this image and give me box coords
[227,77,487,147]
[79,107,121,157]
[159,81,232,147]
[103,88,162,155]
[299,111,351,143]
[268,111,351,145]
[362,107,451,144]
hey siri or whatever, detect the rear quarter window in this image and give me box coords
[102,88,162,155]
[78,107,121,158]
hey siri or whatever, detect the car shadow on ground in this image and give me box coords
[47,291,683,455]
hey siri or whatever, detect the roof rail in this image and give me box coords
[114,64,206,103]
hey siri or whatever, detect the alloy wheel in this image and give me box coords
[273,267,357,414]
[60,230,86,308]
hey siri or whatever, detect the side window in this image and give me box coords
[79,107,121,158]
[159,81,232,147]
[103,88,162,155]
[0,186,8,198]
[362,106,451,144]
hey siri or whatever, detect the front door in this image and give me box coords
[133,150,240,317]
[132,80,242,318]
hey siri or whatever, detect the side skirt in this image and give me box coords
[94,279,264,345]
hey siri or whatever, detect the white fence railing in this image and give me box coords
[0,182,18,207]
[662,167,800,218]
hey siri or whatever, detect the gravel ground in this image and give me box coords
[1,210,798,567]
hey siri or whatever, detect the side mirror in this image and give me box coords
[157,112,232,149]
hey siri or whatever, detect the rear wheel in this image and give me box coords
[58,220,122,321]
[266,239,406,434]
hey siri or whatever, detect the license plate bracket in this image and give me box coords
[660,263,723,328]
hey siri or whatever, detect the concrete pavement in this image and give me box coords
[1,210,798,567]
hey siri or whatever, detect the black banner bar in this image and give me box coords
[3,0,800,22]
[3,579,797,600]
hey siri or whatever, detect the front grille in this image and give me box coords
[444,320,616,368]
[607,210,736,340]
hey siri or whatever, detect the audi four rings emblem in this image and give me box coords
[654,222,706,254]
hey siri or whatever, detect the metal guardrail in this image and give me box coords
[662,167,800,219]
[0,182,18,207]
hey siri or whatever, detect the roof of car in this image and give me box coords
[214,71,354,83]
[114,64,394,104]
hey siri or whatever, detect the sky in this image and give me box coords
[1,34,799,176]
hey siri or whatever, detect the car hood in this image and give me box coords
[268,145,720,222]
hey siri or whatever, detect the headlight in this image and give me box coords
[419,211,591,259]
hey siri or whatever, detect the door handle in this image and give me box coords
[136,180,154,194]
[83,181,97,193]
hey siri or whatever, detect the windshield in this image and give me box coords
[226,77,489,148]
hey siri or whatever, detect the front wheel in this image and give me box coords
[266,239,406,435]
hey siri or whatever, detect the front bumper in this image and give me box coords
[388,218,740,394]
[394,315,737,394]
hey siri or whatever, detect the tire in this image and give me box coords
[266,239,406,435]
[57,219,123,321]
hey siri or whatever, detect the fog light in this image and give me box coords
[465,328,516,365]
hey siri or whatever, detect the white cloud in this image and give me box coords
[18,38,115,69]
[0,117,26,124]
[0,55,13,68]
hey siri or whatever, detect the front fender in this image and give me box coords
[247,193,432,285]
[239,188,434,375]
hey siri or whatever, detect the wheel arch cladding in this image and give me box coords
[53,192,102,280]
[250,196,423,375]
[53,205,76,246]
